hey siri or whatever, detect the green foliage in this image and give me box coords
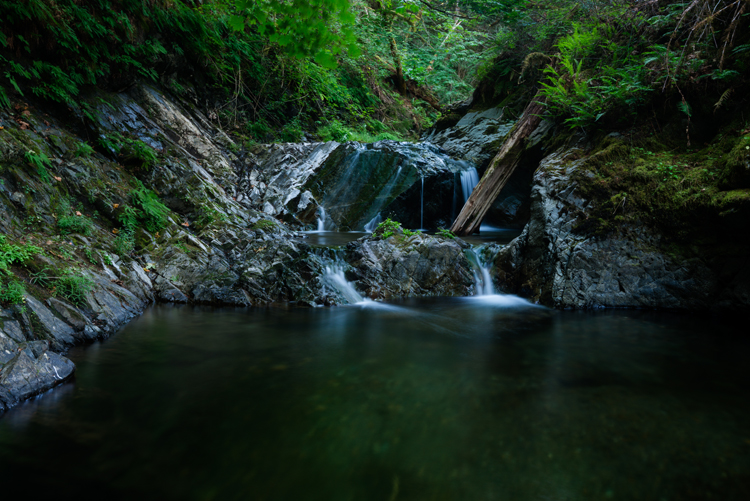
[130,182,170,232]
[116,181,171,236]
[195,205,228,230]
[373,218,402,239]
[316,119,402,142]
[0,278,25,304]
[436,228,456,239]
[113,230,135,257]
[55,270,94,305]
[31,267,95,305]
[73,142,95,158]
[232,0,360,67]
[23,149,53,182]
[541,24,651,129]
[252,219,278,231]
[57,215,94,236]
[99,133,158,169]
[0,234,43,276]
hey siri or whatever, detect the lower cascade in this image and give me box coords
[320,264,365,305]
[466,245,498,296]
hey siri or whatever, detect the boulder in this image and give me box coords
[345,233,474,300]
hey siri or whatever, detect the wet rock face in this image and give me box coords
[242,139,474,231]
[423,107,513,169]
[494,147,750,310]
[422,107,536,228]
[345,234,474,299]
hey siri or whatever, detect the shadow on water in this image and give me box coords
[1,302,749,500]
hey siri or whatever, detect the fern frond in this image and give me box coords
[713,88,733,113]
[677,100,692,117]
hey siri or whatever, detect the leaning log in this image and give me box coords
[450,92,547,236]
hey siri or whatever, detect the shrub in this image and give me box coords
[57,215,93,236]
[24,149,52,182]
[0,278,25,304]
[55,270,94,305]
[0,234,43,275]
[73,142,95,158]
[373,218,402,239]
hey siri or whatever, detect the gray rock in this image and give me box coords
[22,295,77,350]
[0,318,26,343]
[422,107,513,168]
[0,347,74,409]
[495,146,747,310]
[344,233,474,300]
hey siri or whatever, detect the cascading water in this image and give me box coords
[316,206,327,232]
[420,176,424,230]
[460,167,480,203]
[466,245,496,296]
[321,265,365,304]
[364,213,382,233]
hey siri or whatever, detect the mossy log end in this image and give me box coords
[450,92,546,236]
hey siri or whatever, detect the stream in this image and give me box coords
[0,300,748,500]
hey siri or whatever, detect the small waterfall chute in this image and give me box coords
[364,213,382,233]
[459,167,479,204]
[316,206,327,232]
[321,265,365,304]
[466,245,497,296]
[420,176,424,230]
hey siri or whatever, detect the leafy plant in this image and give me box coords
[130,182,170,232]
[57,215,93,236]
[437,228,456,239]
[0,234,43,275]
[73,142,95,158]
[373,218,402,239]
[0,278,25,304]
[252,219,278,231]
[55,270,94,305]
[24,149,52,182]
[31,267,94,305]
[113,230,135,257]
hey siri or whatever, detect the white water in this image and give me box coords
[467,246,495,296]
[321,265,364,304]
[420,177,424,230]
[364,213,382,233]
[460,167,480,203]
[316,206,327,232]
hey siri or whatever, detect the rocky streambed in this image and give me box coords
[2,82,749,412]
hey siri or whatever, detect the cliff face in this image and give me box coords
[493,145,750,309]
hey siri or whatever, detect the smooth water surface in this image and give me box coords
[1,300,748,500]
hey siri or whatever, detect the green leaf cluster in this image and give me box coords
[232,0,360,68]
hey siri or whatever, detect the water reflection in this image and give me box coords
[0,303,748,500]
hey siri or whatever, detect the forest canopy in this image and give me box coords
[0,0,748,141]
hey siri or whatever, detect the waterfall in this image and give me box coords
[321,265,365,304]
[466,245,496,296]
[316,206,326,232]
[420,176,424,230]
[459,167,479,203]
[364,213,382,233]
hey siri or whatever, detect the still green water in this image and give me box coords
[0,299,748,500]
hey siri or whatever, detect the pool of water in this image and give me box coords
[1,299,748,500]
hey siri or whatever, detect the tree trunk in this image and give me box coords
[450,92,547,236]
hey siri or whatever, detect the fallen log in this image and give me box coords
[450,92,547,236]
